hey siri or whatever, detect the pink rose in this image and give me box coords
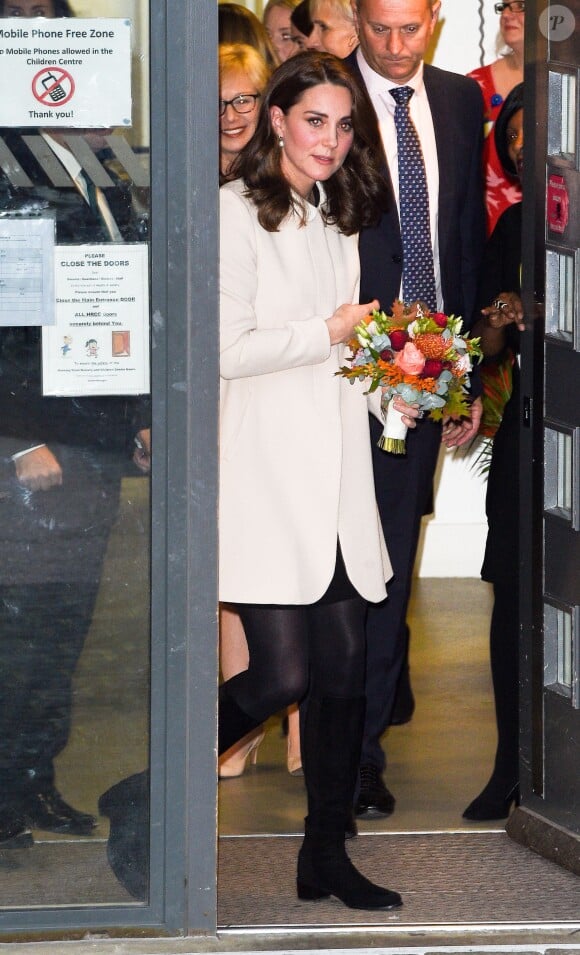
[389,329,409,351]
[432,312,448,328]
[394,341,426,375]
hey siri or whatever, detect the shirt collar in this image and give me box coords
[293,180,326,222]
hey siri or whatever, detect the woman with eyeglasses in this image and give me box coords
[218,42,273,782]
[467,0,524,235]
[219,43,306,782]
[219,43,270,184]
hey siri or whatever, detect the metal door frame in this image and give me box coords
[0,0,220,938]
[507,0,580,873]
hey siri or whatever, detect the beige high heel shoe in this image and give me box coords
[287,738,303,776]
[286,706,303,776]
[218,727,265,778]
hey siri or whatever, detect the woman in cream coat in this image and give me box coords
[220,177,390,604]
[218,52,417,911]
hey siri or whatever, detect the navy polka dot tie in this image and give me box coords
[389,86,437,310]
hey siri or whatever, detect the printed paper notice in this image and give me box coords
[42,244,149,397]
[0,19,131,128]
[0,218,55,326]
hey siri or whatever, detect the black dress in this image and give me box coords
[477,202,522,585]
[472,201,522,793]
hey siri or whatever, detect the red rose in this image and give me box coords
[421,359,444,378]
[389,329,409,351]
[380,348,394,361]
[432,313,448,328]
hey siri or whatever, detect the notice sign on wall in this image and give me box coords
[42,244,150,397]
[0,19,131,128]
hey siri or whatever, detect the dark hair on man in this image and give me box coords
[494,82,523,179]
[231,51,390,235]
[290,0,313,37]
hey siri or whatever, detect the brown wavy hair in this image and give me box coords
[230,51,390,235]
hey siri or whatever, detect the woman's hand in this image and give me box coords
[390,396,421,429]
[441,396,483,448]
[481,292,525,332]
[326,299,379,345]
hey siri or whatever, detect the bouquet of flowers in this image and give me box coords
[338,300,482,454]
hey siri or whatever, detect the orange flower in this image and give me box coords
[414,333,450,359]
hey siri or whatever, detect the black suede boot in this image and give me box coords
[463,582,519,821]
[462,776,519,821]
[218,682,264,755]
[297,696,402,911]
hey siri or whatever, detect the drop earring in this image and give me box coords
[278,135,284,148]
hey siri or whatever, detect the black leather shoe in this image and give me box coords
[20,786,97,835]
[0,807,33,848]
[354,765,396,818]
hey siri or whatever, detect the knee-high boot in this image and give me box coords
[462,581,519,821]
[218,682,263,756]
[297,695,402,910]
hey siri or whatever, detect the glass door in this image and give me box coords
[0,0,220,936]
[508,0,580,868]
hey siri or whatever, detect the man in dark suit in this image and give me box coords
[346,0,486,817]
[0,128,150,846]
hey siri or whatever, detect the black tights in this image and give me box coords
[223,597,367,723]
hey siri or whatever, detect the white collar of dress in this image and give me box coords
[293,181,325,221]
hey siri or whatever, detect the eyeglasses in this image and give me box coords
[494,1,525,13]
[219,93,260,116]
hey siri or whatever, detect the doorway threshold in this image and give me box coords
[217,831,580,933]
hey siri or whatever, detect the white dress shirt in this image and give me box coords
[356,51,442,310]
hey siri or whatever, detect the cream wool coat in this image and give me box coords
[219,179,391,605]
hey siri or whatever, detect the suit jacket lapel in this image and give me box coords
[422,65,452,254]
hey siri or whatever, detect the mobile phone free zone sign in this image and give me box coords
[0,18,131,128]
